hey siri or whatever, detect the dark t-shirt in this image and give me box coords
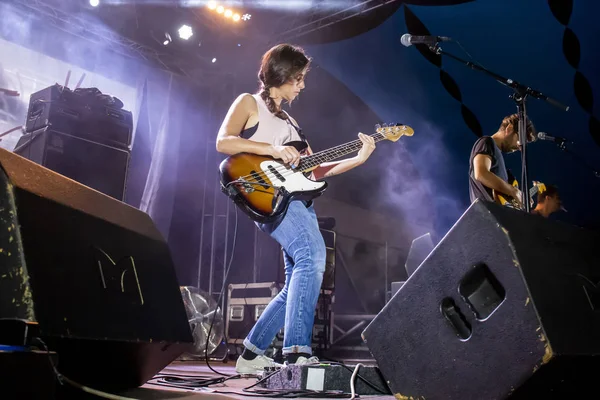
[469,136,508,203]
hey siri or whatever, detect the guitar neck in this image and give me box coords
[529,186,539,197]
[300,132,386,170]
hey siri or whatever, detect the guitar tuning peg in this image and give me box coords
[375,123,381,131]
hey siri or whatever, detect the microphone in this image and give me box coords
[400,33,452,47]
[537,132,573,144]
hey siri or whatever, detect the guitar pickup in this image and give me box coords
[251,170,270,189]
[267,165,286,182]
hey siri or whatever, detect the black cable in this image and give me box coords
[33,337,63,386]
[149,373,241,389]
[33,338,136,400]
[149,357,387,397]
[144,381,195,390]
[330,362,390,394]
[218,388,350,398]
[152,372,221,379]
[204,205,239,376]
[243,368,285,390]
[454,40,488,71]
[243,389,349,398]
[314,360,388,394]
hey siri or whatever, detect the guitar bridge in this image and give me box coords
[227,177,270,195]
[241,181,256,194]
[221,179,257,197]
[225,179,256,194]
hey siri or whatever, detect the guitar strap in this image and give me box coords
[282,111,313,209]
[283,110,308,144]
[506,169,517,184]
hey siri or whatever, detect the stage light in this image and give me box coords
[178,25,193,40]
[208,3,246,24]
[89,0,100,7]
[163,32,172,46]
[212,58,217,63]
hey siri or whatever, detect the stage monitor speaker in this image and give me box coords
[0,147,193,391]
[14,126,130,201]
[362,200,600,400]
[404,232,434,277]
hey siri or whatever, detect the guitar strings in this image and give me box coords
[237,133,387,189]
[232,132,389,186]
[236,135,385,189]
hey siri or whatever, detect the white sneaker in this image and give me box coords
[235,355,283,375]
[295,356,320,365]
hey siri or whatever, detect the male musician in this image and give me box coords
[532,184,565,218]
[469,113,536,207]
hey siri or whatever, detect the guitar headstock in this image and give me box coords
[375,123,414,142]
[533,181,546,193]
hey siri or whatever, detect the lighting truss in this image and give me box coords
[9,0,228,84]
[275,0,400,42]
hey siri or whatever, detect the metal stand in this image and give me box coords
[326,237,392,362]
[555,141,600,178]
[0,126,24,142]
[427,43,569,212]
[512,92,531,211]
[195,85,232,362]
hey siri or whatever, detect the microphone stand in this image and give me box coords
[426,43,569,212]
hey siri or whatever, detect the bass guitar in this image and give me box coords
[219,123,414,223]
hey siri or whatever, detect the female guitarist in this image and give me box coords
[216,44,377,374]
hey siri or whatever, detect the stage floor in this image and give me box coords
[114,360,395,400]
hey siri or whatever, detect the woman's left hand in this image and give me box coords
[357,132,376,164]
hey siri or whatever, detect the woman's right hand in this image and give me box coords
[270,145,301,168]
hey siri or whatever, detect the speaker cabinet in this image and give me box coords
[14,127,129,201]
[0,147,192,391]
[362,200,600,399]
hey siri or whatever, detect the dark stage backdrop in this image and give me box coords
[303,0,600,232]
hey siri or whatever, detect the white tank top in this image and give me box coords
[244,94,303,146]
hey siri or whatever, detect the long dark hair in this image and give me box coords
[258,44,311,120]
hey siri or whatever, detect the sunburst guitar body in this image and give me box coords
[219,124,414,223]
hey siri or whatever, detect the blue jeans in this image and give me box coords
[243,200,326,355]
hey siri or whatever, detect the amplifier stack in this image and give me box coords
[14,84,132,201]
